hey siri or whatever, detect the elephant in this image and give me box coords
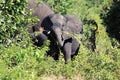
[41,14,67,47]
[41,14,83,63]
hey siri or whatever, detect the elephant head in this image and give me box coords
[42,14,82,47]
[42,14,67,47]
[50,14,67,47]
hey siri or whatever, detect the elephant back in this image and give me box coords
[27,0,54,22]
[27,0,54,31]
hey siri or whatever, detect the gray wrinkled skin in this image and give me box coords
[62,15,83,63]
[42,14,83,63]
[27,0,54,36]
[26,1,83,63]
[50,14,67,47]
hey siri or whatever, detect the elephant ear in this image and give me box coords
[64,15,82,33]
[62,15,83,40]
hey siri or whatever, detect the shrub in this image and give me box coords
[0,0,28,46]
[0,0,120,80]
[44,0,72,14]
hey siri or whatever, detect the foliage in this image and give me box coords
[0,0,120,80]
[0,0,28,46]
[0,32,50,79]
[103,0,120,43]
[43,0,72,14]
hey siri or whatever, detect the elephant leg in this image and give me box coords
[71,46,79,60]
[63,38,72,64]
[47,42,60,60]
[46,33,60,60]
[34,33,48,46]
[71,39,80,59]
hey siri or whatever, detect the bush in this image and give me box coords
[0,0,28,46]
[0,32,50,79]
[0,0,120,80]
[44,0,72,14]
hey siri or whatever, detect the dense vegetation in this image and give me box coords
[0,0,120,80]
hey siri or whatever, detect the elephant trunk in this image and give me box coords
[54,27,64,47]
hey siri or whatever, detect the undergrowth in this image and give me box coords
[0,0,120,80]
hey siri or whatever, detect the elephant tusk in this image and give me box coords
[47,31,51,34]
